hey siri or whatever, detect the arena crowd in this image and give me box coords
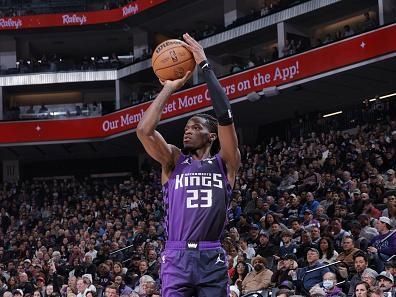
[0,100,395,297]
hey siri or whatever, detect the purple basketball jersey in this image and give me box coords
[163,153,232,241]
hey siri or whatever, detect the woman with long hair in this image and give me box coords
[262,212,275,231]
[112,262,123,277]
[354,281,370,297]
[319,237,338,263]
[7,276,17,291]
[231,262,249,289]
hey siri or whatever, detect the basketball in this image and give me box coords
[152,39,196,81]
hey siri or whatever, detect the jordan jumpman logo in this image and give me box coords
[215,254,225,265]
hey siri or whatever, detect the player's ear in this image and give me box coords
[209,133,217,143]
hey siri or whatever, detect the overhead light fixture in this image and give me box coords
[366,91,396,102]
[379,92,396,99]
[323,111,343,118]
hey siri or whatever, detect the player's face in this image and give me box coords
[183,117,214,151]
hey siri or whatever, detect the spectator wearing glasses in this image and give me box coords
[361,268,378,288]
[292,248,330,293]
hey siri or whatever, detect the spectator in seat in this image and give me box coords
[347,252,369,297]
[231,261,249,287]
[354,281,369,297]
[382,193,396,228]
[113,275,133,296]
[331,218,350,252]
[241,255,273,294]
[362,199,381,219]
[302,210,320,232]
[103,284,118,297]
[361,12,376,32]
[336,236,361,273]
[384,169,396,190]
[368,216,396,271]
[146,250,159,279]
[292,248,330,294]
[239,237,256,262]
[296,230,317,261]
[278,231,297,258]
[13,289,24,297]
[134,275,155,297]
[358,214,379,242]
[76,279,88,297]
[343,25,355,37]
[247,224,261,248]
[290,217,304,245]
[228,199,242,225]
[0,276,8,297]
[319,237,338,264]
[271,254,298,286]
[361,268,378,288]
[284,195,301,221]
[270,222,284,247]
[376,271,394,296]
[236,214,251,237]
[255,232,277,261]
[17,273,34,294]
[321,271,345,297]
[300,192,320,217]
[81,275,95,293]
[227,255,236,280]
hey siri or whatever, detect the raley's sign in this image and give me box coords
[0,0,167,30]
[0,24,395,145]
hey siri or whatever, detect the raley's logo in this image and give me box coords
[0,18,22,29]
[155,40,182,54]
[122,3,139,17]
[62,14,87,25]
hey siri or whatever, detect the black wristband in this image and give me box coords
[199,60,210,69]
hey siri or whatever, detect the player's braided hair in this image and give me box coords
[194,113,220,155]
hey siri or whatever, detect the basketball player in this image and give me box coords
[136,33,241,297]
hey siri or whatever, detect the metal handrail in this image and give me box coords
[109,244,134,255]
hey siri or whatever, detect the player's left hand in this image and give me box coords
[159,70,192,92]
[182,33,207,65]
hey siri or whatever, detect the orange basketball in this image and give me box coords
[152,39,196,81]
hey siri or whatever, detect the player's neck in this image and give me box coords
[190,147,212,160]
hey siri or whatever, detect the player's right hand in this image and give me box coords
[182,33,207,65]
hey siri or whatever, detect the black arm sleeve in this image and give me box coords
[201,61,233,126]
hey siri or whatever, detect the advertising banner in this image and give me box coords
[0,24,395,145]
[0,0,167,30]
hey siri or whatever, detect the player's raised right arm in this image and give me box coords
[136,72,191,167]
